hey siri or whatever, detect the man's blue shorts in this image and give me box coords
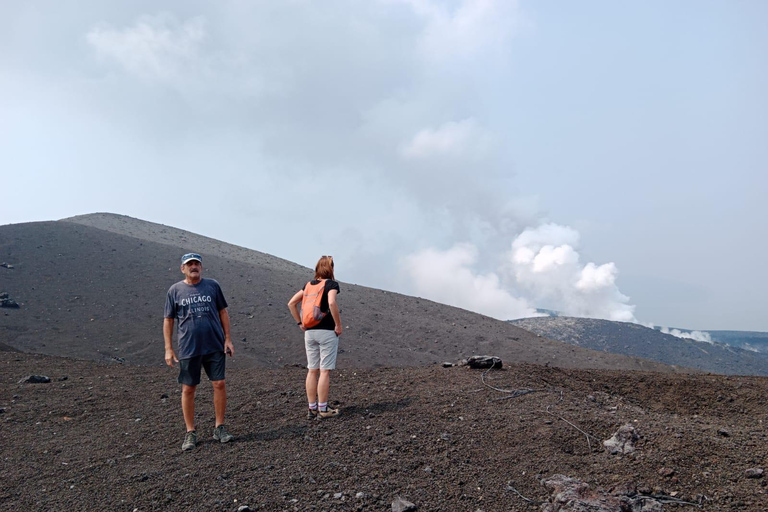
[178,351,226,386]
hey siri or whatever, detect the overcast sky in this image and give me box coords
[2,1,766,331]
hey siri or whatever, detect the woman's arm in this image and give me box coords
[328,289,342,336]
[288,290,304,328]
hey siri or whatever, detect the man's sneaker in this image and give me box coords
[182,430,197,451]
[307,408,318,420]
[318,408,340,419]
[213,424,234,443]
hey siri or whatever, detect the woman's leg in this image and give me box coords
[306,369,319,404]
[305,331,321,405]
[318,369,331,405]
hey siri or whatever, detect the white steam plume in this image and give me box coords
[509,224,636,322]
[404,223,637,322]
[659,326,713,344]
[404,243,538,320]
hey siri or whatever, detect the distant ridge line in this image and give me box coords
[61,212,308,274]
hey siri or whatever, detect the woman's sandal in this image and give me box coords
[318,407,340,419]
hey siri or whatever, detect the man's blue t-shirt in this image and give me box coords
[164,278,228,359]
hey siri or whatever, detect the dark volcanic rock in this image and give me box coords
[0,291,20,308]
[466,355,502,369]
[18,375,51,384]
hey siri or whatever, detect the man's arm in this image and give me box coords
[328,289,342,336]
[163,318,178,367]
[219,308,234,356]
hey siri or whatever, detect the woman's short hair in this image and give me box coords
[314,255,335,280]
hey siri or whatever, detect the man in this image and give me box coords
[164,253,235,451]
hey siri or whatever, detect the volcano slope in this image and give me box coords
[1,213,677,373]
[1,214,767,511]
[2,351,767,511]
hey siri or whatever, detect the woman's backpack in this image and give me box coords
[301,279,327,328]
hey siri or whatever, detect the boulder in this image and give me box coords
[603,424,639,455]
[0,291,20,309]
[540,475,662,512]
[19,375,51,384]
[466,355,502,369]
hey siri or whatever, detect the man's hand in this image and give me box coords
[224,339,235,357]
[335,325,343,336]
[165,349,179,367]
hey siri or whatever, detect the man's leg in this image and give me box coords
[212,379,227,428]
[181,384,197,431]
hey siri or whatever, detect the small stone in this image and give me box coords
[160,393,169,399]
[442,362,454,367]
[717,428,730,437]
[333,492,343,499]
[19,375,51,384]
[237,506,253,512]
[392,496,417,512]
[356,492,366,499]
[658,468,675,477]
[745,468,764,479]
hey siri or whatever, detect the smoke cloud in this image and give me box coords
[404,223,637,322]
[404,243,538,320]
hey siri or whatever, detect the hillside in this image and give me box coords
[0,213,675,373]
[511,317,768,376]
[708,330,768,354]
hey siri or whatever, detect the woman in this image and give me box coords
[287,255,343,419]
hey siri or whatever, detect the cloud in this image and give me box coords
[391,0,526,61]
[87,14,206,84]
[399,118,493,160]
[5,2,641,328]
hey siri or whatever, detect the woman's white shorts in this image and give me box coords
[304,329,339,370]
